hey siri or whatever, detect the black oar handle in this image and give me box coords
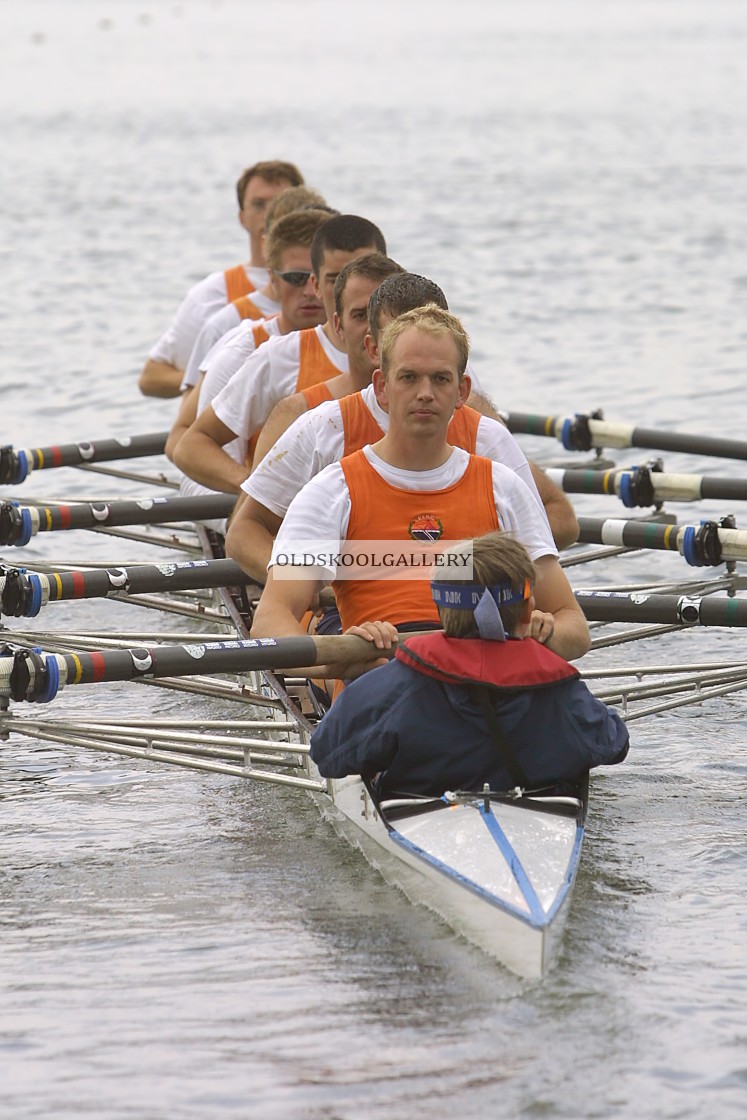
[0,432,169,485]
[0,493,236,546]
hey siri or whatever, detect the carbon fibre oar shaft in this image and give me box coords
[545,465,747,507]
[0,493,236,546]
[0,557,257,617]
[576,590,747,627]
[0,432,168,485]
[0,633,383,702]
[502,411,747,462]
[576,515,745,565]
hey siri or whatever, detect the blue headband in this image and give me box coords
[431,579,532,641]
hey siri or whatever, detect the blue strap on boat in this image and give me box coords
[479,805,545,925]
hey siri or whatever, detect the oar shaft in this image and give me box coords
[0,633,386,702]
[502,411,747,462]
[545,467,747,505]
[0,557,257,617]
[576,517,747,563]
[576,590,747,627]
[0,432,169,485]
[0,493,236,545]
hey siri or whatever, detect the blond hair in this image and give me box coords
[435,533,535,638]
[379,304,469,378]
[264,185,332,232]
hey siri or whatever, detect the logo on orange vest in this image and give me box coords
[408,514,443,541]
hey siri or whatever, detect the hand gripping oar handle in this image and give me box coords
[0,432,169,485]
[0,633,391,703]
[0,493,236,546]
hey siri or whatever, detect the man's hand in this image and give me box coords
[324,621,399,679]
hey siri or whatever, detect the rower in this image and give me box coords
[139,159,304,398]
[250,304,591,674]
[226,272,578,582]
[166,207,332,467]
[173,216,391,496]
[243,271,579,551]
[181,186,335,392]
[310,531,629,794]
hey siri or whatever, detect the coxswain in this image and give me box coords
[310,531,628,794]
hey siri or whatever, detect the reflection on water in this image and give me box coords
[2,1,747,1117]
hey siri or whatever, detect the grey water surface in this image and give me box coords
[1,1,746,1117]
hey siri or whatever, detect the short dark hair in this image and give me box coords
[367,273,448,342]
[236,161,304,208]
[310,214,386,276]
[333,253,404,318]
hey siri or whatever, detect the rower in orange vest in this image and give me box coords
[139,159,304,398]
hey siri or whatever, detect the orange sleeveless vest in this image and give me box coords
[302,381,335,410]
[251,322,271,348]
[232,293,264,321]
[224,264,255,302]
[295,330,342,393]
[333,450,499,630]
[339,394,482,458]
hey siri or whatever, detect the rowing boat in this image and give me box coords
[2,424,747,978]
[198,528,589,979]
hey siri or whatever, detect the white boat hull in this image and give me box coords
[312,772,586,980]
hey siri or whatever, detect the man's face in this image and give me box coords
[373,327,470,434]
[239,176,291,243]
[272,246,325,332]
[313,245,379,324]
[335,275,386,377]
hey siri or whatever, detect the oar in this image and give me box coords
[502,410,747,463]
[0,432,169,485]
[0,633,387,703]
[544,463,747,507]
[576,589,747,627]
[0,557,257,617]
[0,492,236,546]
[576,515,743,566]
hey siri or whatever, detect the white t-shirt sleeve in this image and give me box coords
[269,465,351,578]
[211,344,288,441]
[148,271,227,370]
[491,462,558,560]
[243,402,345,517]
[182,304,241,388]
[475,416,545,507]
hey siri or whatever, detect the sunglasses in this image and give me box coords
[275,269,313,287]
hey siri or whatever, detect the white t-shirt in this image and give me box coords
[198,317,283,412]
[269,445,557,578]
[245,384,544,518]
[212,324,348,441]
[148,263,269,370]
[182,289,281,388]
